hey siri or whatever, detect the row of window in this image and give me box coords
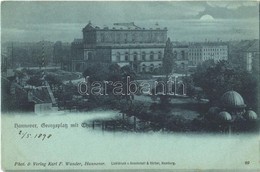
[190,56,227,61]
[141,63,162,72]
[189,48,227,52]
[115,51,163,62]
[203,48,227,52]
[189,52,227,56]
[99,33,165,43]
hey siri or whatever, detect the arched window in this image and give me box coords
[150,51,154,61]
[181,62,185,69]
[133,52,138,61]
[150,64,154,72]
[124,33,128,43]
[116,52,121,62]
[158,51,162,60]
[125,52,129,61]
[142,52,146,61]
[84,53,88,60]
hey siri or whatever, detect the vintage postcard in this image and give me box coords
[1,1,259,171]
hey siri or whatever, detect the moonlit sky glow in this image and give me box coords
[1,1,259,43]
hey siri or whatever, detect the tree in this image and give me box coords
[159,38,175,105]
[120,65,136,103]
[192,60,257,108]
[45,74,63,93]
[26,75,42,87]
[82,63,110,83]
[162,38,174,77]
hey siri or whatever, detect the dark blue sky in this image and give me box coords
[1,1,259,42]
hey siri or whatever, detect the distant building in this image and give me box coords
[53,41,63,65]
[53,41,71,70]
[71,39,84,71]
[188,42,228,65]
[3,41,55,68]
[229,39,259,73]
[71,22,167,72]
[173,45,189,73]
[244,40,259,73]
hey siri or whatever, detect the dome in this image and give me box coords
[220,91,246,109]
[217,111,232,121]
[244,110,258,121]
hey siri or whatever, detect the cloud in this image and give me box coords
[1,1,259,42]
[197,1,259,19]
[1,1,206,28]
[207,1,258,9]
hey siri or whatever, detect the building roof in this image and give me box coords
[83,22,95,30]
[82,22,167,31]
[229,39,259,53]
[173,45,188,48]
[220,91,246,109]
[243,110,258,120]
[189,42,228,48]
[246,40,259,52]
[73,39,83,43]
[217,111,232,121]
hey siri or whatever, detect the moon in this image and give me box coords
[200,14,215,21]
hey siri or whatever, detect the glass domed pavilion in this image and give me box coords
[207,91,258,122]
[220,91,246,117]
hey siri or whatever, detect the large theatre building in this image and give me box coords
[71,22,167,72]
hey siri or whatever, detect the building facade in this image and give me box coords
[173,45,189,73]
[244,40,259,73]
[71,22,167,72]
[188,42,228,65]
[228,39,259,73]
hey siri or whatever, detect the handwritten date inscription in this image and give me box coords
[19,130,52,141]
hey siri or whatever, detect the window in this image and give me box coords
[88,52,93,61]
[117,33,121,43]
[142,52,146,61]
[76,64,81,71]
[125,33,128,43]
[174,51,177,58]
[181,62,185,69]
[132,33,136,43]
[116,52,121,62]
[133,52,138,61]
[125,52,129,61]
[150,51,154,61]
[150,64,154,72]
[158,51,162,60]
[101,33,105,42]
[142,64,146,72]
[84,53,88,60]
[181,50,185,60]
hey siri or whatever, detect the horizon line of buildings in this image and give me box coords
[70,22,229,73]
[1,22,259,74]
